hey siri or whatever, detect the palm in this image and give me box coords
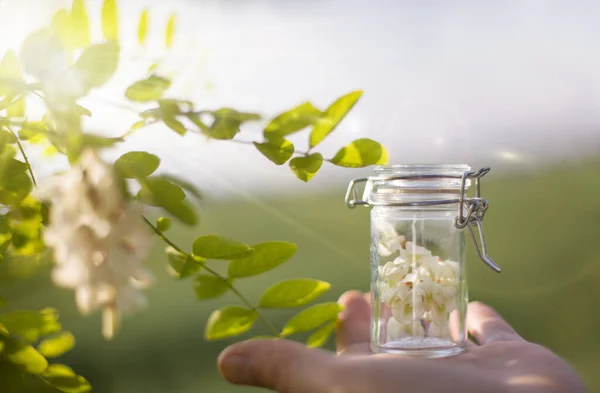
[335,292,585,393]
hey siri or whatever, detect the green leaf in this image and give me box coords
[43,364,91,393]
[139,107,161,120]
[165,14,176,48]
[80,134,122,149]
[159,174,202,200]
[0,179,31,207]
[0,130,17,149]
[253,137,294,165]
[128,119,151,132]
[37,331,75,358]
[281,302,342,336]
[19,28,65,78]
[125,75,171,102]
[158,100,186,135]
[228,241,297,278]
[0,335,48,375]
[114,151,160,178]
[137,177,197,225]
[204,306,257,340]
[192,109,260,140]
[17,123,44,141]
[70,0,91,48]
[50,9,75,50]
[330,138,389,168]
[7,96,25,118]
[309,90,363,148]
[192,235,253,260]
[264,102,322,137]
[307,321,336,348]
[289,153,323,182]
[0,50,25,98]
[101,0,118,41]
[0,164,32,206]
[258,279,331,308]
[138,177,185,205]
[0,156,27,180]
[194,275,230,300]
[166,247,201,279]
[179,259,202,279]
[0,308,61,343]
[138,9,149,45]
[72,42,119,90]
[156,217,171,232]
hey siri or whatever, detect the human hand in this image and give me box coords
[217,291,587,393]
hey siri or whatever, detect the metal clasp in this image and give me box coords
[454,168,500,273]
[345,177,370,208]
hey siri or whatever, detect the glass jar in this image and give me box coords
[345,164,499,358]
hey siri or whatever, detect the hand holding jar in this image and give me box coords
[217,293,588,393]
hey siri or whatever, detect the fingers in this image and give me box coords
[218,339,336,393]
[336,291,371,354]
[467,301,523,345]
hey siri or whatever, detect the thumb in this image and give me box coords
[218,338,337,393]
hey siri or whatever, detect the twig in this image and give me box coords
[141,215,281,337]
[7,125,37,187]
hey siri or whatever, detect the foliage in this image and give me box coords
[0,309,91,392]
[0,0,389,391]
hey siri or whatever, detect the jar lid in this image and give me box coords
[367,164,472,206]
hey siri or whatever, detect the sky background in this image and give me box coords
[1,0,599,197]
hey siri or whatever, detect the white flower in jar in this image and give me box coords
[401,241,434,264]
[417,275,451,323]
[423,257,445,279]
[378,236,406,257]
[384,236,406,253]
[440,260,460,281]
[390,284,426,324]
[378,260,410,286]
[439,275,458,311]
[428,318,451,339]
[38,149,154,339]
[374,219,406,256]
[374,219,398,239]
[379,281,397,304]
[387,316,425,340]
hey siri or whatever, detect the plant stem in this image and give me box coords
[142,215,281,337]
[200,264,281,336]
[7,126,37,187]
[29,90,44,100]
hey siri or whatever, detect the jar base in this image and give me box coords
[372,338,466,358]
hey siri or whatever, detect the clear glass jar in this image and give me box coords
[345,164,499,358]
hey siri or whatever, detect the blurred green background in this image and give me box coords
[2,160,600,393]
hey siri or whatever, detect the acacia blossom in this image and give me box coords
[38,149,154,339]
[377,228,460,342]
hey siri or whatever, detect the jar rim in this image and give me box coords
[365,164,473,208]
[373,164,471,175]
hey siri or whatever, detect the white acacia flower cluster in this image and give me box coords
[376,222,460,342]
[38,149,154,339]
